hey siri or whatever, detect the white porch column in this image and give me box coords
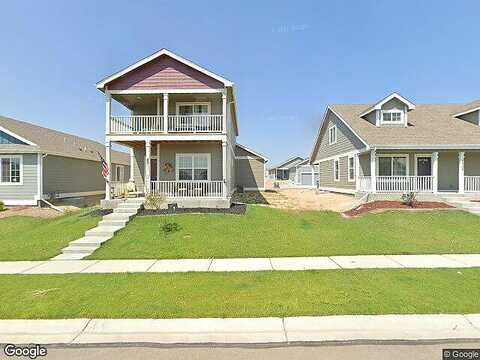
[370,149,376,193]
[145,140,151,193]
[105,91,111,135]
[222,91,227,134]
[355,153,360,192]
[129,147,135,182]
[222,140,227,198]
[458,151,465,194]
[432,151,439,194]
[163,93,169,134]
[105,140,112,200]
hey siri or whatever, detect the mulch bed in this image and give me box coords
[139,203,247,216]
[80,208,113,218]
[344,201,454,217]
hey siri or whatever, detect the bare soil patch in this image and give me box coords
[344,201,453,217]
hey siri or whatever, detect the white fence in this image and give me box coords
[465,176,480,192]
[359,176,433,193]
[151,181,224,198]
[167,115,223,132]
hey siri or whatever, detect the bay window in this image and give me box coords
[0,156,22,184]
[176,153,210,181]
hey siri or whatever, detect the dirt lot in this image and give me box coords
[234,189,358,212]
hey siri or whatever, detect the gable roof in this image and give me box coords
[452,99,480,118]
[235,143,269,161]
[96,48,233,90]
[359,92,416,117]
[270,156,304,170]
[330,102,480,148]
[0,116,129,164]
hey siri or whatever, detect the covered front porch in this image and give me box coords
[105,139,233,206]
[357,149,480,194]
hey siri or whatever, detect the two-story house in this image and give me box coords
[96,49,267,208]
[310,93,480,198]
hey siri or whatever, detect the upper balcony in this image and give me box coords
[107,92,226,136]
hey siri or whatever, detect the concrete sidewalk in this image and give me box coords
[1,254,480,274]
[1,314,480,344]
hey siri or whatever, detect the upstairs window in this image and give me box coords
[328,125,337,145]
[381,110,403,124]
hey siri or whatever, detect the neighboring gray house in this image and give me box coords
[235,144,268,191]
[310,92,480,197]
[294,159,319,187]
[268,156,304,181]
[0,116,130,206]
[96,48,267,208]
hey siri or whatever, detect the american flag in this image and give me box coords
[97,151,109,180]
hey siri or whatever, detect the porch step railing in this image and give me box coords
[110,115,163,134]
[167,115,223,132]
[465,176,480,192]
[359,176,433,193]
[151,180,224,198]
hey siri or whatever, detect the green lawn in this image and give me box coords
[1,268,479,319]
[89,206,480,259]
[0,208,102,260]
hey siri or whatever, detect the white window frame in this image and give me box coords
[0,155,23,185]
[376,154,409,176]
[380,109,404,124]
[175,102,211,115]
[175,153,211,181]
[414,154,433,176]
[333,158,340,182]
[328,125,337,145]
[347,155,355,182]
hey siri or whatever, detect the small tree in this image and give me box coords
[0,200,4,211]
[401,192,418,208]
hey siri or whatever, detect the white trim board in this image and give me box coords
[314,150,360,164]
[108,134,227,142]
[235,143,269,161]
[96,48,233,89]
[453,106,480,118]
[2,199,37,206]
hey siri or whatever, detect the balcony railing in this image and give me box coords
[465,176,480,192]
[151,180,224,198]
[109,115,223,134]
[359,176,433,193]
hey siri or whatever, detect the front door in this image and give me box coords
[416,156,432,176]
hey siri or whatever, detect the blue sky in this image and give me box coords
[1,0,479,165]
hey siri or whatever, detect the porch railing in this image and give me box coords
[111,181,130,198]
[151,180,224,198]
[359,176,433,193]
[110,115,163,134]
[167,115,223,132]
[465,176,480,192]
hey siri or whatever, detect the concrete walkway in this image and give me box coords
[2,254,480,274]
[1,314,480,344]
[52,199,144,260]
[442,194,480,216]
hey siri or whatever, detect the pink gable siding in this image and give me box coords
[107,55,224,90]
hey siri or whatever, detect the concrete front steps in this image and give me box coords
[441,194,480,215]
[52,199,144,260]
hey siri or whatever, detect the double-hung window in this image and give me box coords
[378,156,408,176]
[0,156,22,184]
[381,110,403,124]
[328,125,337,145]
[348,156,355,182]
[176,154,210,181]
[333,158,340,181]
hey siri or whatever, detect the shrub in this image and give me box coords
[401,192,418,208]
[0,200,4,211]
[144,192,166,210]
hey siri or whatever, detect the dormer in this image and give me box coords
[452,101,480,126]
[360,92,415,127]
